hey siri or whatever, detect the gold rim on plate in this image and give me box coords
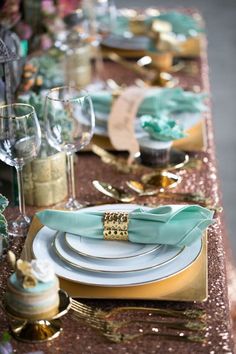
[64,233,162,260]
[52,232,185,274]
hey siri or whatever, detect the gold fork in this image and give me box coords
[70,311,205,344]
[70,299,206,321]
[71,307,206,332]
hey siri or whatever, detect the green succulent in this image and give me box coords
[140,115,186,142]
[30,54,64,89]
[0,194,8,238]
[18,91,45,125]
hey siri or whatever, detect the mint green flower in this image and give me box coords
[140,115,186,142]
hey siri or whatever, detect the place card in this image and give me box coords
[108,86,146,163]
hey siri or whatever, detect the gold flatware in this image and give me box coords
[106,51,178,87]
[106,51,157,82]
[127,171,181,193]
[92,179,221,211]
[70,299,206,344]
[92,179,212,206]
[106,78,121,90]
[71,311,205,344]
[71,309,205,332]
[92,180,134,202]
[136,56,191,75]
[126,179,208,202]
[91,144,142,173]
[70,299,205,321]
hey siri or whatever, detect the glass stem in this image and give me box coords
[15,166,26,216]
[66,152,76,200]
[94,42,104,81]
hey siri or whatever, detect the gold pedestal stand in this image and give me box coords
[5,289,71,343]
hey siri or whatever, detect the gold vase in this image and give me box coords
[23,151,67,207]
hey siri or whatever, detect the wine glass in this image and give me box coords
[0,104,41,237]
[44,86,95,210]
[83,0,117,89]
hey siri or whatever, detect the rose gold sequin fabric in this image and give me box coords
[0,10,234,354]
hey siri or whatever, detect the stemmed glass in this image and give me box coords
[44,86,95,210]
[0,104,41,237]
[83,0,117,89]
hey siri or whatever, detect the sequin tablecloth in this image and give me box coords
[0,11,235,354]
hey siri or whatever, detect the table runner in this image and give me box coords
[0,10,235,354]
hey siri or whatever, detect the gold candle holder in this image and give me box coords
[4,290,71,343]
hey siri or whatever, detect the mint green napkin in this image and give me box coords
[140,115,186,141]
[37,205,214,247]
[152,12,203,37]
[91,88,207,119]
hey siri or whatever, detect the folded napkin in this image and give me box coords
[91,88,207,119]
[37,205,214,247]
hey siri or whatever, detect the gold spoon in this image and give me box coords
[91,180,222,212]
[92,180,135,203]
[126,170,181,196]
[142,170,181,189]
[126,179,208,203]
[93,171,180,202]
[93,180,207,205]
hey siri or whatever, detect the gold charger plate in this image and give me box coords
[22,217,207,302]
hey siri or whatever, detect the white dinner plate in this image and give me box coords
[52,231,184,273]
[65,233,161,260]
[32,204,203,287]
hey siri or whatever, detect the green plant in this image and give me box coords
[0,332,13,354]
[0,194,8,238]
[18,91,72,142]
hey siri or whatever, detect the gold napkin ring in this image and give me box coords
[103,212,129,241]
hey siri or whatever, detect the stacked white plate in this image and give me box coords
[32,204,202,287]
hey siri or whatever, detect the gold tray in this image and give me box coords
[22,217,207,302]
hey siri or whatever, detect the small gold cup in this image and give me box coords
[129,14,148,35]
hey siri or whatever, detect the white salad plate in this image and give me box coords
[65,232,161,260]
[32,204,202,287]
[52,231,184,273]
